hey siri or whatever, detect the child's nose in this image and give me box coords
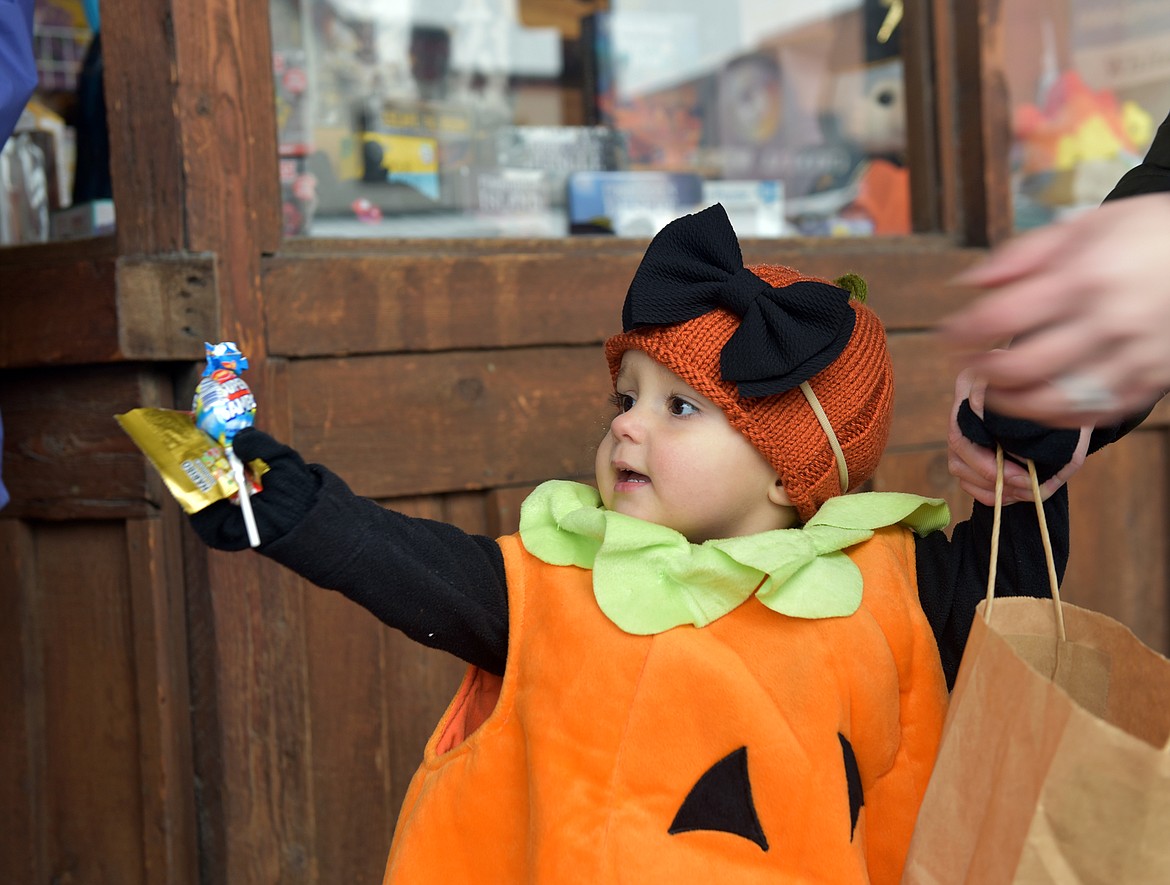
[610,405,644,441]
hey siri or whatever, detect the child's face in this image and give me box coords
[595,350,797,543]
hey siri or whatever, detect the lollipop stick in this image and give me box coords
[227,448,261,548]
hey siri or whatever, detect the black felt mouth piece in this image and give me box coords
[667,737,866,849]
[668,746,769,851]
[839,733,864,841]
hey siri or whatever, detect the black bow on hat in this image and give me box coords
[621,203,856,397]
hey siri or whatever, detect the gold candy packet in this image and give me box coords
[115,407,267,514]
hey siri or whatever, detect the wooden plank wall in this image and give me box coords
[0,368,198,884]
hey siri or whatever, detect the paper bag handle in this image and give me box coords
[983,445,1066,641]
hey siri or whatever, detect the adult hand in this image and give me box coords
[947,369,1089,506]
[940,193,1170,427]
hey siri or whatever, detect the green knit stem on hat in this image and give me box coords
[835,273,868,304]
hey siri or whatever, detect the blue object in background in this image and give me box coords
[0,413,7,510]
[566,171,704,235]
[82,0,99,32]
[0,0,35,511]
[0,0,36,143]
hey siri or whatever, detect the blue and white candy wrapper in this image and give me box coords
[194,342,256,444]
[193,342,261,547]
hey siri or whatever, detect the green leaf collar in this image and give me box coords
[518,481,949,635]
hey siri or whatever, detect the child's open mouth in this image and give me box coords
[616,468,650,486]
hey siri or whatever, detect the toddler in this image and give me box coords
[193,204,1085,883]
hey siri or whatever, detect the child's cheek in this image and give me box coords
[594,436,615,508]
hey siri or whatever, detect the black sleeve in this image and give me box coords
[259,466,511,676]
[1104,110,1170,201]
[914,487,1069,689]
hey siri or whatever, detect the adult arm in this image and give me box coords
[1106,110,1170,200]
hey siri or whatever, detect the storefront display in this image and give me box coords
[1005,0,1169,229]
[269,0,916,239]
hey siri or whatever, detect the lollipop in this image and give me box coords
[193,342,261,547]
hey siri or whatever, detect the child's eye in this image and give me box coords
[668,396,698,417]
[609,392,635,413]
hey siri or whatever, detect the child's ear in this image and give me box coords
[768,478,792,508]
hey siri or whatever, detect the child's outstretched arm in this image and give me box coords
[190,428,511,675]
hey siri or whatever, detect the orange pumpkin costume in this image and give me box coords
[384,524,947,884]
[383,206,949,882]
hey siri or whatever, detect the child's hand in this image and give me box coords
[189,428,321,550]
[948,369,1089,506]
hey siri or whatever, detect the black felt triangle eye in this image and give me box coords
[839,733,864,840]
[668,746,768,851]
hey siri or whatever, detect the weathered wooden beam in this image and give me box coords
[115,256,219,360]
[263,240,985,358]
[0,254,119,368]
[0,367,177,520]
[0,255,217,369]
[285,347,609,500]
[126,512,199,882]
[102,0,282,263]
[952,0,1014,247]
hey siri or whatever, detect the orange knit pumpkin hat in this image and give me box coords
[605,204,892,522]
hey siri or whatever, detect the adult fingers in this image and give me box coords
[952,220,1073,288]
[960,318,1114,393]
[940,267,1093,353]
[981,381,1153,429]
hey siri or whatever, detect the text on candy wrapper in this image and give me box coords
[182,458,216,493]
[212,393,256,421]
[217,376,253,400]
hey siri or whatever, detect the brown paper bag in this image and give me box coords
[903,452,1170,884]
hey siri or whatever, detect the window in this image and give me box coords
[271,0,916,239]
[1003,0,1170,230]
